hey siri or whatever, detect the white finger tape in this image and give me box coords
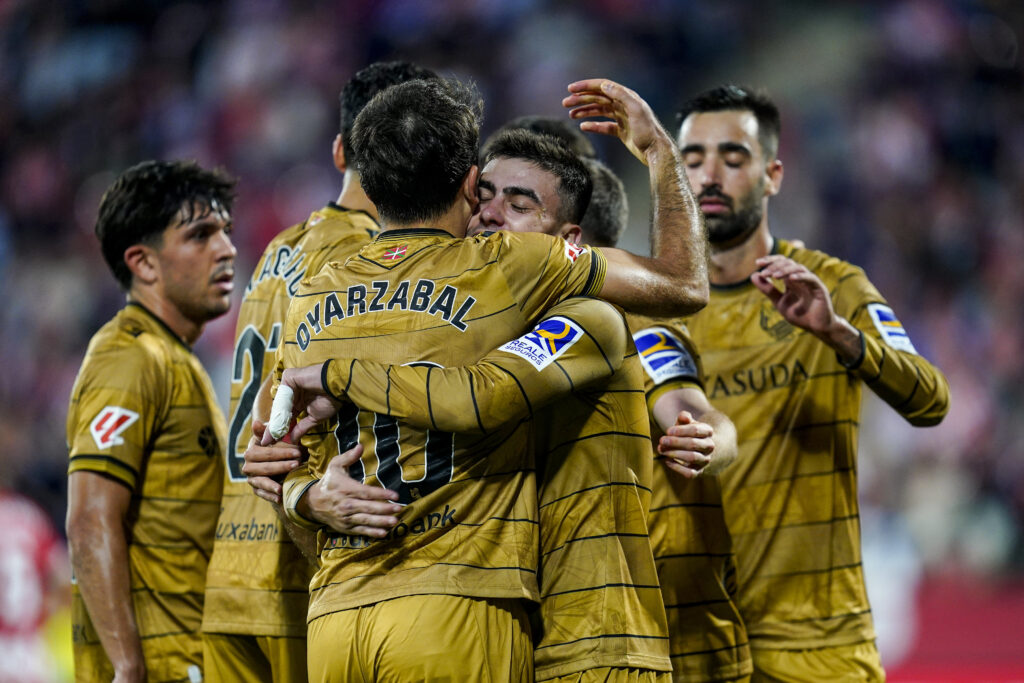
[267,385,294,441]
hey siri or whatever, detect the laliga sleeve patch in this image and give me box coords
[563,241,587,263]
[89,406,140,450]
[499,316,583,371]
[867,303,918,355]
[633,327,699,385]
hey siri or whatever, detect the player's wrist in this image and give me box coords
[643,134,677,167]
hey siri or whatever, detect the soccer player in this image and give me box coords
[199,62,437,683]
[66,161,236,682]
[627,314,751,682]
[676,85,950,680]
[268,121,712,682]
[265,75,704,681]
[572,153,751,681]
[481,115,626,249]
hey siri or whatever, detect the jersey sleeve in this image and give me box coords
[497,232,607,319]
[627,314,705,421]
[323,298,627,433]
[282,463,321,530]
[833,268,950,426]
[67,338,168,491]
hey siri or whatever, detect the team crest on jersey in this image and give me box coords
[564,241,587,263]
[499,316,583,370]
[633,327,699,384]
[868,303,918,354]
[384,245,408,261]
[760,301,795,340]
[89,406,139,450]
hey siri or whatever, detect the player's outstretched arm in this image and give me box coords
[752,254,949,425]
[272,299,628,441]
[653,391,738,478]
[66,473,146,683]
[564,79,708,317]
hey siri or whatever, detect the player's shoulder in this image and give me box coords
[471,230,591,268]
[781,239,866,287]
[83,306,177,373]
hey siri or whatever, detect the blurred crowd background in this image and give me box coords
[1,0,1022,679]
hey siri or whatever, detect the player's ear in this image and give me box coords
[765,158,783,197]
[559,224,582,245]
[124,244,159,287]
[332,134,347,173]
[460,164,480,210]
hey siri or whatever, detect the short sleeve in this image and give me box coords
[67,338,168,491]
[497,232,607,320]
[626,314,705,417]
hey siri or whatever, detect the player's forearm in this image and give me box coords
[329,358,577,433]
[647,140,708,310]
[68,519,145,677]
[849,332,951,426]
[602,142,709,316]
[700,409,738,476]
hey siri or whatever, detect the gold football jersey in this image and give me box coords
[279,228,606,623]
[314,298,671,679]
[202,203,377,637]
[628,314,751,682]
[686,240,950,650]
[67,303,226,662]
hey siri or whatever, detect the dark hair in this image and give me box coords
[486,115,596,159]
[677,85,781,159]
[351,78,483,225]
[339,61,439,154]
[96,160,236,290]
[482,129,593,225]
[580,158,628,247]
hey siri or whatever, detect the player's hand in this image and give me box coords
[307,444,403,538]
[563,79,672,165]
[264,363,343,445]
[658,410,714,479]
[245,420,305,504]
[751,255,837,336]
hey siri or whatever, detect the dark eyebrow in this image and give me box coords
[502,186,541,204]
[478,179,496,193]
[718,142,752,156]
[680,143,704,155]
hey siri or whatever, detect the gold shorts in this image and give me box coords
[202,633,306,683]
[751,642,884,682]
[307,594,533,683]
[545,667,672,682]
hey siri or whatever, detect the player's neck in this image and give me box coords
[127,288,203,346]
[336,172,378,221]
[379,204,471,239]
[709,222,773,286]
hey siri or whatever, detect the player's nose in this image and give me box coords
[478,200,504,226]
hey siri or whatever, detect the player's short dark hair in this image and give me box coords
[96,160,236,290]
[486,115,596,159]
[339,61,439,154]
[580,158,628,248]
[351,77,484,225]
[483,129,593,225]
[677,85,781,159]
